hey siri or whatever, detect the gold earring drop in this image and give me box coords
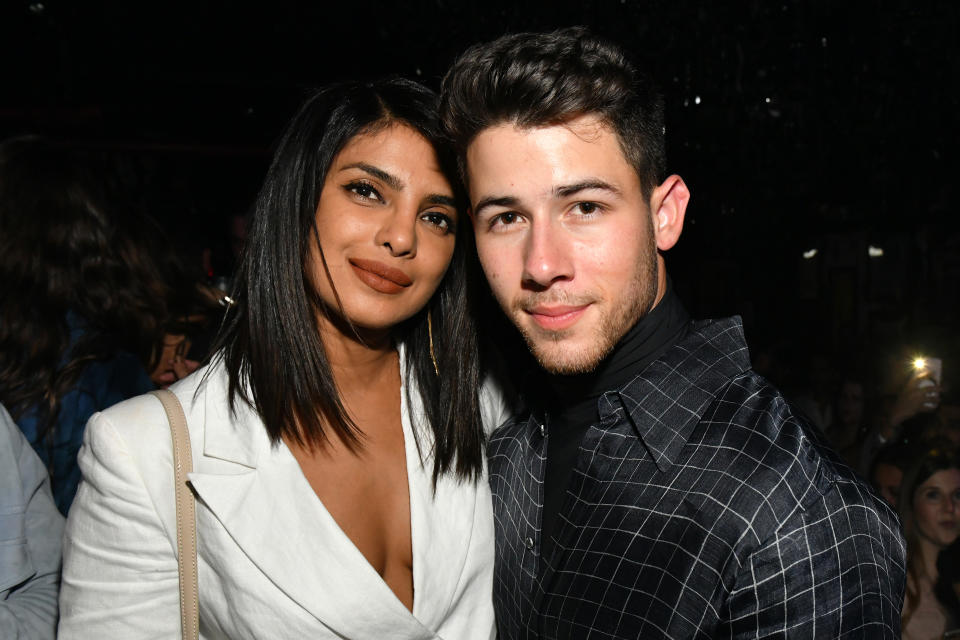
[428,311,439,376]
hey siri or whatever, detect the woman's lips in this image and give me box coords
[349,258,412,294]
[525,304,590,331]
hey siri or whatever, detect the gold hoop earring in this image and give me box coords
[427,310,439,376]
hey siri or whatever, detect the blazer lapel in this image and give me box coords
[402,381,485,629]
[188,369,434,639]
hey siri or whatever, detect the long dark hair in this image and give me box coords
[212,78,485,483]
[0,137,165,431]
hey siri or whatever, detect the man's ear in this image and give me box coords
[650,175,690,251]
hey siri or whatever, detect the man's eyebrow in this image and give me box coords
[554,179,621,198]
[339,162,404,191]
[473,195,519,216]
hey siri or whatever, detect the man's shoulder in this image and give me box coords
[487,410,535,455]
[693,369,899,541]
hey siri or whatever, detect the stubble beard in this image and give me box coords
[511,233,660,375]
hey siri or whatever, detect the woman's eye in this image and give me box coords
[346,182,383,202]
[924,489,941,500]
[421,211,454,234]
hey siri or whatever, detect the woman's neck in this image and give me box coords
[315,312,397,390]
[916,536,942,583]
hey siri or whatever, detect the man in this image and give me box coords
[869,443,907,508]
[440,28,905,638]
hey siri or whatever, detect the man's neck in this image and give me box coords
[544,278,690,413]
[535,277,691,573]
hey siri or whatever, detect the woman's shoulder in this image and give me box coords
[479,371,519,437]
[89,361,225,463]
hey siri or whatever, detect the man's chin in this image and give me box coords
[525,337,609,376]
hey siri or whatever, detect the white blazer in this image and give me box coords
[58,356,510,639]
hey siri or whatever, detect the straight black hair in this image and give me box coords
[211,78,485,484]
[440,26,666,200]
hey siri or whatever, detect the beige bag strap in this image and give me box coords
[151,389,199,640]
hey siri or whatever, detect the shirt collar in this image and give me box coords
[598,317,752,472]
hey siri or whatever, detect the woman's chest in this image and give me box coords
[904,578,948,640]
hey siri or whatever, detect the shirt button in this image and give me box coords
[525,536,535,550]
[539,423,546,437]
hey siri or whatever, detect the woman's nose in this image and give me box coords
[948,495,960,515]
[375,208,417,257]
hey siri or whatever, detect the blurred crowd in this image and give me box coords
[1,135,957,638]
[758,342,960,638]
[0,137,238,636]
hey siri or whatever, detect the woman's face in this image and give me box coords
[309,123,458,333]
[912,468,960,549]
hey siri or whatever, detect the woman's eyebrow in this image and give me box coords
[425,194,457,207]
[340,162,404,191]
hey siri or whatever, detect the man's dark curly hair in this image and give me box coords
[440,26,666,200]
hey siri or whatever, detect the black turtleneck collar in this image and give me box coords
[540,276,691,423]
[537,277,691,572]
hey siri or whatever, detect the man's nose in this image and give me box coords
[375,207,417,257]
[521,220,573,289]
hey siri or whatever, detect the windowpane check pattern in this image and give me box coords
[488,318,905,639]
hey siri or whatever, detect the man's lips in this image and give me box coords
[349,258,412,294]
[524,304,591,331]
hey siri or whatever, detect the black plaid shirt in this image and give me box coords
[488,318,905,639]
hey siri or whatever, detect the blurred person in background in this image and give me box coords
[859,358,945,476]
[0,136,160,515]
[898,444,960,639]
[1,402,63,639]
[822,370,873,467]
[120,214,226,388]
[870,443,911,508]
[791,352,837,432]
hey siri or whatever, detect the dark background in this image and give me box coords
[3,0,958,391]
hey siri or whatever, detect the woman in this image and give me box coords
[0,137,160,515]
[899,444,960,639]
[59,78,508,639]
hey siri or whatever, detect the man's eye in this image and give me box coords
[346,182,382,202]
[492,212,520,227]
[573,201,601,215]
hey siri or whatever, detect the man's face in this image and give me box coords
[466,115,672,374]
[871,463,902,508]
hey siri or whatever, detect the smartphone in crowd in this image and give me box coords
[914,356,943,410]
